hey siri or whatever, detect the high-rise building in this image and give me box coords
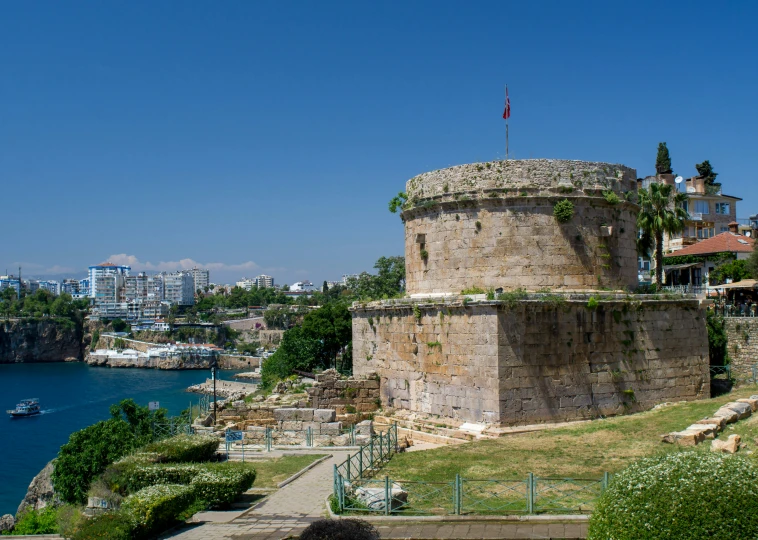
[89,262,130,300]
[189,267,210,294]
[254,274,274,288]
[162,271,195,306]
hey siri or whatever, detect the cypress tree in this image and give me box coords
[655,142,672,174]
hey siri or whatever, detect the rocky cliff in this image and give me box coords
[16,461,59,516]
[0,319,84,363]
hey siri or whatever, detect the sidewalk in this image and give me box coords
[163,452,588,539]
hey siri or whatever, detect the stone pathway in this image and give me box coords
[163,452,587,539]
[162,453,348,540]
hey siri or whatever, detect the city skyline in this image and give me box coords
[2,1,756,285]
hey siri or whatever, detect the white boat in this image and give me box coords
[7,398,41,418]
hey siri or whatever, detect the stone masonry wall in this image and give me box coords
[401,159,640,294]
[306,369,381,414]
[404,198,638,294]
[725,319,758,378]
[352,297,709,426]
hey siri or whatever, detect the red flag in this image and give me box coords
[502,88,511,120]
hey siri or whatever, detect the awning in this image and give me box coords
[710,279,758,290]
[663,263,700,273]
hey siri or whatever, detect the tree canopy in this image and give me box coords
[708,259,751,285]
[655,142,673,175]
[637,182,688,286]
[345,256,405,300]
[695,160,719,186]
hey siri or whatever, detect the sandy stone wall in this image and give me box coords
[400,159,639,294]
[352,296,709,426]
[725,319,758,378]
[306,369,381,414]
[259,330,284,347]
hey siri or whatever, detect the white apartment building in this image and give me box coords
[254,274,274,288]
[236,278,256,291]
[188,267,210,294]
[162,271,195,306]
[290,280,315,292]
[89,262,130,300]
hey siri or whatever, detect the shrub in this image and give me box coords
[71,512,134,540]
[497,288,528,307]
[122,484,195,538]
[707,311,730,368]
[602,190,621,205]
[189,463,256,507]
[300,518,380,540]
[553,199,574,223]
[52,419,137,504]
[11,506,59,535]
[144,434,219,463]
[587,297,599,310]
[588,453,758,540]
[461,286,486,295]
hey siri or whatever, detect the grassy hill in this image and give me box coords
[382,385,758,481]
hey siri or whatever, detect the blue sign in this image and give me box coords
[226,430,243,442]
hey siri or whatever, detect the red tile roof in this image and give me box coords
[665,232,755,257]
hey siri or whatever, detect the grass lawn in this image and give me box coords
[251,454,328,488]
[381,384,758,482]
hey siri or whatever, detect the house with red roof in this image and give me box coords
[663,222,754,287]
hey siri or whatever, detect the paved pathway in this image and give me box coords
[163,452,587,539]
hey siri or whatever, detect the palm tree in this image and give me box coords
[637,182,689,287]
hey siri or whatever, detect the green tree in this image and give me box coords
[301,302,352,371]
[260,326,322,387]
[111,318,128,332]
[748,249,758,279]
[322,280,328,294]
[346,256,405,300]
[695,159,719,186]
[388,191,408,214]
[655,142,672,175]
[708,259,750,285]
[637,182,689,286]
[707,311,729,367]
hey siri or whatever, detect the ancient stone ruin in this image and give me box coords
[352,159,710,426]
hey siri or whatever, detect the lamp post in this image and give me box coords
[210,356,218,425]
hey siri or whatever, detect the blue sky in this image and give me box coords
[2,1,756,285]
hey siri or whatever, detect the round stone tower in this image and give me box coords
[400,159,640,295]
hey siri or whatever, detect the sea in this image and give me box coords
[0,362,240,516]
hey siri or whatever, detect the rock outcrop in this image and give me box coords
[0,320,83,363]
[0,514,14,533]
[17,461,59,516]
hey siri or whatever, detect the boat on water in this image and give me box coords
[7,398,41,418]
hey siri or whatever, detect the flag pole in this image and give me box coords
[505,84,509,160]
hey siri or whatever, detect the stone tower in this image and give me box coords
[402,159,639,295]
[352,159,709,427]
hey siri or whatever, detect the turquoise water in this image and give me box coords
[0,362,237,515]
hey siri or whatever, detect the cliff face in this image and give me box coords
[0,320,84,363]
[16,461,59,516]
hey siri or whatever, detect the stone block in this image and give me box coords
[321,422,343,435]
[711,434,741,454]
[356,420,373,436]
[693,417,725,430]
[280,421,303,431]
[313,409,336,422]
[273,408,299,421]
[724,402,752,419]
[737,398,758,412]
[713,408,740,423]
[685,424,718,439]
[661,430,705,446]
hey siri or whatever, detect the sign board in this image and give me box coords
[226,430,244,442]
[148,401,160,411]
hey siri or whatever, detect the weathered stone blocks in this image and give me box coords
[352,297,709,426]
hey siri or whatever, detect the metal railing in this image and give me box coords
[711,304,758,318]
[151,415,193,441]
[335,470,611,516]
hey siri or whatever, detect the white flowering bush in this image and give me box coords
[588,452,758,539]
[122,484,194,538]
[120,463,202,493]
[190,463,256,507]
[145,434,219,463]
